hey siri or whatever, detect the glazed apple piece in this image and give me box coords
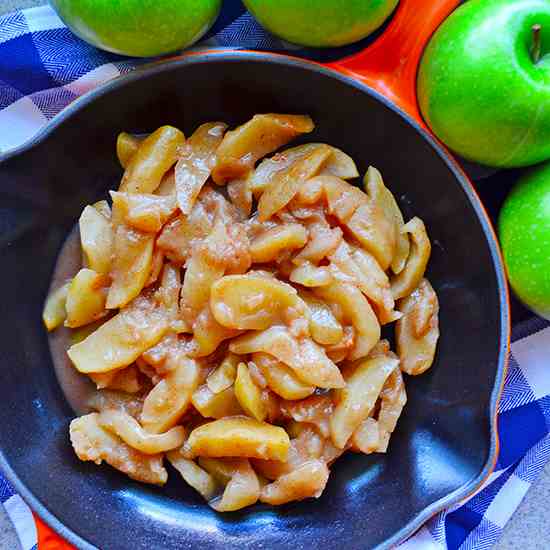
[119,125,185,194]
[297,289,343,346]
[234,362,268,422]
[167,449,219,501]
[289,262,333,288]
[350,417,380,454]
[259,460,329,505]
[210,274,306,331]
[106,223,155,309]
[258,145,332,221]
[345,197,397,272]
[281,394,334,438]
[87,389,145,419]
[141,356,201,434]
[70,413,167,486]
[79,204,113,275]
[329,242,398,325]
[391,218,432,300]
[110,191,177,233]
[212,114,314,184]
[249,142,358,197]
[175,122,227,214]
[252,353,315,401]
[64,268,110,328]
[67,293,169,373]
[42,281,70,331]
[364,166,410,274]
[98,409,186,454]
[89,365,142,393]
[199,458,260,512]
[229,327,345,389]
[292,220,342,265]
[396,278,440,375]
[227,179,253,217]
[154,263,190,334]
[187,416,290,461]
[249,223,307,263]
[116,132,142,169]
[191,384,243,419]
[189,307,241,358]
[314,281,380,360]
[206,353,239,393]
[330,355,398,449]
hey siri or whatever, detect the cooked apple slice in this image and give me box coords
[70,413,167,485]
[258,145,331,221]
[209,458,260,512]
[330,355,398,448]
[106,223,154,309]
[249,143,358,197]
[212,114,314,184]
[206,352,239,393]
[192,384,243,419]
[250,223,307,263]
[365,166,410,274]
[79,204,113,275]
[141,356,200,434]
[391,217,432,300]
[65,268,110,328]
[259,460,329,505]
[119,125,185,194]
[187,416,290,461]
[230,327,345,389]
[175,122,227,214]
[110,191,176,233]
[210,274,306,330]
[314,282,380,360]
[396,278,439,375]
[167,449,219,501]
[67,294,168,373]
[252,353,315,401]
[116,132,142,169]
[42,281,70,331]
[298,289,343,346]
[234,363,267,422]
[98,409,185,454]
[289,263,333,288]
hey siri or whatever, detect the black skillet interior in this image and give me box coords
[0,53,508,550]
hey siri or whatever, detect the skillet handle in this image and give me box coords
[325,0,460,126]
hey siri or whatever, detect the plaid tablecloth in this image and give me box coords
[1,3,550,550]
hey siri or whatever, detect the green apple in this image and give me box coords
[242,0,399,47]
[499,162,550,319]
[418,0,550,168]
[50,0,222,57]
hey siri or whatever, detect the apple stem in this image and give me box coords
[531,24,542,64]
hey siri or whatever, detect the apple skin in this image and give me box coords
[499,162,550,319]
[50,0,222,57]
[242,0,399,47]
[418,0,550,168]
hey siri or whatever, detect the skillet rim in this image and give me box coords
[0,50,511,550]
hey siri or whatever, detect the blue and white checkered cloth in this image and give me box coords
[1,4,550,550]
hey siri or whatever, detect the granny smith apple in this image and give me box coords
[50,0,221,57]
[242,0,399,47]
[499,162,550,319]
[418,0,550,168]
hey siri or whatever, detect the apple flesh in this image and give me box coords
[418,0,550,168]
[51,0,222,57]
[242,0,399,48]
[499,162,550,320]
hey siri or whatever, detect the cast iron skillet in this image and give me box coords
[0,0,509,548]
